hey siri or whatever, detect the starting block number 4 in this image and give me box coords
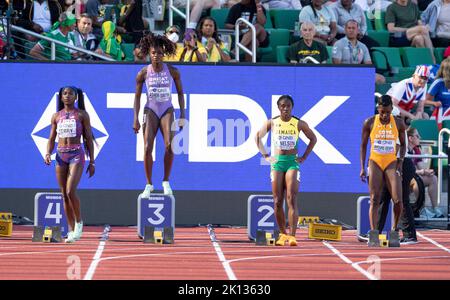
[34,193,68,237]
[137,194,175,238]
[248,195,277,240]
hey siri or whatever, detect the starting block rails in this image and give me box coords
[32,226,62,243]
[255,230,279,246]
[298,216,320,227]
[248,195,284,240]
[34,193,68,237]
[0,212,13,237]
[357,196,393,242]
[143,226,174,244]
[308,222,342,241]
[138,194,175,240]
[368,229,400,247]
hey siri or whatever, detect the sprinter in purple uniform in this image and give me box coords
[133,33,186,197]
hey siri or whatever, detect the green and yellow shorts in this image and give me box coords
[271,154,299,172]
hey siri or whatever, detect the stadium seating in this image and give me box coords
[271,9,301,31]
[400,47,434,67]
[276,45,289,63]
[374,11,386,31]
[367,30,389,47]
[259,28,290,62]
[121,43,135,62]
[435,47,446,64]
[211,8,229,30]
[371,47,403,73]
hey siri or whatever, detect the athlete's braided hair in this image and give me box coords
[277,95,294,107]
[139,32,177,57]
[376,94,393,107]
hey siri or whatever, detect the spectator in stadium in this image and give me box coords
[118,0,146,44]
[14,0,63,39]
[162,25,184,62]
[133,33,186,197]
[262,0,302,9]
[332,20,385,83]
[288,21,329,63]
[196,16,231,62]
[29,12,76,60]
[178,28,208,62]
[428,58,450,127]
[255,95,317,247]
[86,0,125,38]
[332,0,379,49]
[299,0,337,46]
[175,0,239,37]
[420,0,450,47]
[407,127,444,218]
[98,20,124,60]
[387,65,431,123]
[44,86,95,243]
[225,0,270,62]
[386,0,436,63]
[68,14,101,60]
[360,95,406,239]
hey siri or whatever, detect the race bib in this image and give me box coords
[149,87,171,102]
[373,139,395,154]
[274,135,296,150]
[58,119,77,138]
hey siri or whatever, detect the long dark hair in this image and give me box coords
[139,32,177,57]
[197,16,221,44]
[57,86,85,111]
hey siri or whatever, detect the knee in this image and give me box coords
[285,193,297,207]
[165,141,173,154]
[413,35,425,46]
[66,188,76,200]
[370,194,380,206]
[273,197,283,209]
[144,143,154,155]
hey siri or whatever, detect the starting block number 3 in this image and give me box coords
[248,195,277,240]
[138,194,175,238]
[34,193,68,236]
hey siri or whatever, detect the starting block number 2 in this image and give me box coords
[34,193,68,236]
[247,195,277,240]
[138,194,175,238]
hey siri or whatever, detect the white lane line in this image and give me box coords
[83,241,106,280]
[207,226,237,280]
[417,232,450,254]
[323,241,379,280]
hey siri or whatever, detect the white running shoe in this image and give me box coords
[162,181,173,195]
[433,207,445,218]
[141,184,154,198]
[65,231,76,243]
[74,221,83,241]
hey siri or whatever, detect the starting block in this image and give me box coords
[308,222,342,241]
[0,212,13,237]
[255,230,279,246]
[298,216,320,227]
[143,226,174,244]
[368,230,400,247]
[32,226,62,243]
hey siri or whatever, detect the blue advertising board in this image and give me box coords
[137,194,175,238]
[1,63,374,193]
[34,192,69,236]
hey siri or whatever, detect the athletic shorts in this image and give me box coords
[271,154,299,172]
[56,145,85,167]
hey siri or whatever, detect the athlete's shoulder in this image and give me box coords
[291,115,300,121]
[363,115,376,127]
[394,116,406,129]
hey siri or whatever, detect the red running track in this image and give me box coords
[1,225,450,280]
